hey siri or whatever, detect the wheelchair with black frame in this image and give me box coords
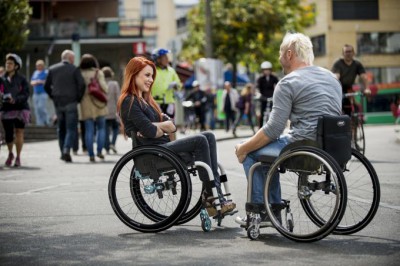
[108,131,238,233]
[243,115,380,242]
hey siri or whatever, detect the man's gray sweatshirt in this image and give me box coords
[263,66,342,142]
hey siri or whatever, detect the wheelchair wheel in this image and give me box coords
[264,147,347,242]
[108,146,191,233]
[175,167,204,225]
[333,148,380,234]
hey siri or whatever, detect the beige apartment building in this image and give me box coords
[122,0,178,53]
[305,0,400,83]
[304,0,400,123]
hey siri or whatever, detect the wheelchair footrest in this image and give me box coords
[245,202,266,213]
[241,223,274,229]
[212,209,238,218]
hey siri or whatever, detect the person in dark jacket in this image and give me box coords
[185,80,207,131]
[0,53,30,167]
[256,61,279,128]
[44,50,85,162]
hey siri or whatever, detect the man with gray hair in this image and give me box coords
[234,32,342,226]
[44,50,85,162]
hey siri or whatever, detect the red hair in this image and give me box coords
[117,56,162,135]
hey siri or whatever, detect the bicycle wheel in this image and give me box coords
[264,147,347,242]
[353,116,365,154]
[108,146,191,233]
[333,148,380,234]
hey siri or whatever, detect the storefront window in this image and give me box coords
[358,32,400,54]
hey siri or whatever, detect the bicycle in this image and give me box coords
[343,91,366,154]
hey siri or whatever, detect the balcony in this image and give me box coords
[28,18,145,40]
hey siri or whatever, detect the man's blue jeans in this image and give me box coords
[33,93,48,126]
[242,135,290,204]
[85,116,106,157]
[56,103,78,155]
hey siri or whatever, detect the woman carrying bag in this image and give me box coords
[79,54,108,162]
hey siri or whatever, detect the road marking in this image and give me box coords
[16,183,70,195]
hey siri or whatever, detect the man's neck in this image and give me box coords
[287,62,310,75]
[343,58,353,65]
[7,71,15,78]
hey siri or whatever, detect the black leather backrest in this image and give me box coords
[130,131,138,149]
[317,115,352,166]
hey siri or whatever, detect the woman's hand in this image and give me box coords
[235,143,247,164]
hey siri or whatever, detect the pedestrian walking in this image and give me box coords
[221,81,239,132]
[79,54,108,162]
[185,80,207,131]
[102,66,120,154]
[30,59,49,126]
[44,50,85,162]
[205,87,216,130]
[0,53,30,167]
[232,83,256,136]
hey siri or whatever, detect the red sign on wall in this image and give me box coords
[133,42,146,55]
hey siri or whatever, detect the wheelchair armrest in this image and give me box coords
[258,155,277,164]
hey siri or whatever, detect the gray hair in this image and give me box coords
[61,50,74,60]
[280,32,314,65]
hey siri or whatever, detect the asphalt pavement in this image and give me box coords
[0,125,399,265]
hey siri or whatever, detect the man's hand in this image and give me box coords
[363,87,371,96]
[235,144,247,164]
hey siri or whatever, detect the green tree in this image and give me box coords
[0,0,31,61]
[180,0,315,86]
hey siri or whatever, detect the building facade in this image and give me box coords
[304,0,400,123]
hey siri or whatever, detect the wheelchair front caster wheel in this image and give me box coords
[202,218,212,232]
[287,214,294,232]
[247,225,260,240]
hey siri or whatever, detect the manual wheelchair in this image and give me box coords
[243,115,380,242]
[108,132,237,233]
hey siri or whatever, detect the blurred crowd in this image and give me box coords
[3,42,396,167]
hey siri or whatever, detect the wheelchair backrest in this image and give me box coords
[317,115,352,166]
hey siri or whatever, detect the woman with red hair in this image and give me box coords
[117,56,236,215]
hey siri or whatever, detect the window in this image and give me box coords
[141,0,156,19]
[30,2,42,20]
[311,35,326,57]
[332,0,379,20]
[365,67,400,84]
[357,32,400,54]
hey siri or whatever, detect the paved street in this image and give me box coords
[0,125,399,265]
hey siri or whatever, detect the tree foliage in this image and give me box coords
[180,0,315,74]
[0,0,31,61]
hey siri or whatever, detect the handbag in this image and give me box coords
[88,70,107,103]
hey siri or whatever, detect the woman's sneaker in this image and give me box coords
[5,152,14,167]
[110,144,117,154]
[14,157,21,167]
